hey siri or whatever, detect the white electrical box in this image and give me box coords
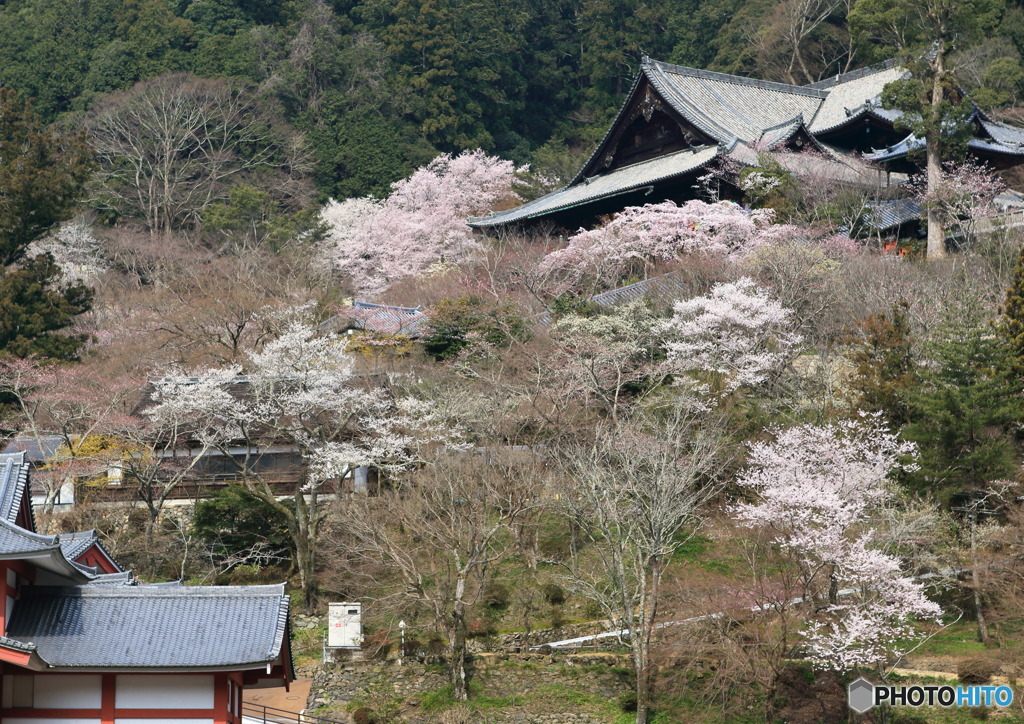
[327,602,362,649]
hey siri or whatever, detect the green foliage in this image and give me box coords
[0,88,94,360]
[903,302,1021,502]
[845,302,916,426]
[192,484,293,567]
[203,184,326,251]
[998,244,1024,378]
[738,153,799,217]
[423,296,529,361]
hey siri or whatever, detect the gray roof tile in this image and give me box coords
[0,452,30,525]
[0,518,59,556]
[470,145,721,227]
[648,61,824,144]
[808,66,906,133]
[7,583,290,669]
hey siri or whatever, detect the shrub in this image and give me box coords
[618,690,638,713]
[958,657,1002,685]
[483,582,511,609]
[542,583,566,605]
[550,607,566,628]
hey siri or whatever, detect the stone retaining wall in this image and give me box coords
[308,653,632,723]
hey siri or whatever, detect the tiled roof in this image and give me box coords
[807,66,906,134]
[59,530,100,561]
[470,145,722,228]
[0,452,30,525]
[0,519,59,556]
[535,273,691,326]
[7,582,291,670]
[865,198,922,231]
[58,529,122,572]
[865,134,1024,163]
[2,436,64,463]
[343,301,431,337]
[646,61,825,144]
[980,118,1024,146]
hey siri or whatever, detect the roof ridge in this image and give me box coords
[804,59,900,89]
[23,582,288,597]
[647,59,828,99]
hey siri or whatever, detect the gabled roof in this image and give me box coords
[0,519,97,582]
[644,59,826,145]
[807,64,906,134]
[0,452,30,526]
[59,528,123,572]
[6,582,292,672]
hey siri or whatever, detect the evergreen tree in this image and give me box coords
[998,243,1024,379]
[850,0,1003,258]
[845,301,916,427]
[0,88,93,360]
[903,302,1020,502]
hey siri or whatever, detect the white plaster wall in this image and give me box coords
[116,720,214,724]
[114,674,214,709]
[34,674,103,708]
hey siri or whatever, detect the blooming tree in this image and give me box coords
[146,311,455,609]
[910,159,1006,244]
[540,201,777,290]
[661,277,802,393]
[734,416,942,670]
[548,300,664,420]
[322,150,525,295]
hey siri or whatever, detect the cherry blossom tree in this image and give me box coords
[548,300,665,421]
[146,311,454,610]
[661,277,803,394]
[734,415,942,671]
[0,358,141,520]
[322,150,524,295]
[540,201,776,291]
[909,159,1006,246]
[538,200,857,294]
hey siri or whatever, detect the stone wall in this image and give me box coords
[468,621,618,654]
[308,653,633,723]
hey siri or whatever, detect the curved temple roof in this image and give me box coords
[6,582,292,671]
[471,58,1024,231]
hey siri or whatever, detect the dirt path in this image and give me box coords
[245,679,313,715]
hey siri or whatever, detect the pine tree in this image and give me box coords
[846,301,916,427]
[998,244,1024,378]
[0,88,93,360]
[903,301,1020,502]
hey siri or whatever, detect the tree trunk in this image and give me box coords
[450,593,469,701]
[291,491,318,614]
[970,514,989,643]
[926,50,947,259]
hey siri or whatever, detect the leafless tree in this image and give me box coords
[553,408,728,724]
[84,74,308,233]
[332,453,538,701]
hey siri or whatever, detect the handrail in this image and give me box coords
[241,701,345,724]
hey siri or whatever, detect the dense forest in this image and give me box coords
[3,0,1024,204]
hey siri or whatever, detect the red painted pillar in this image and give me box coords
[214,673,228,724]
[101,673,115,724]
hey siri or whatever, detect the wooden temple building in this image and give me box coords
[0,452,294,723]
[469,58,1024,231]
